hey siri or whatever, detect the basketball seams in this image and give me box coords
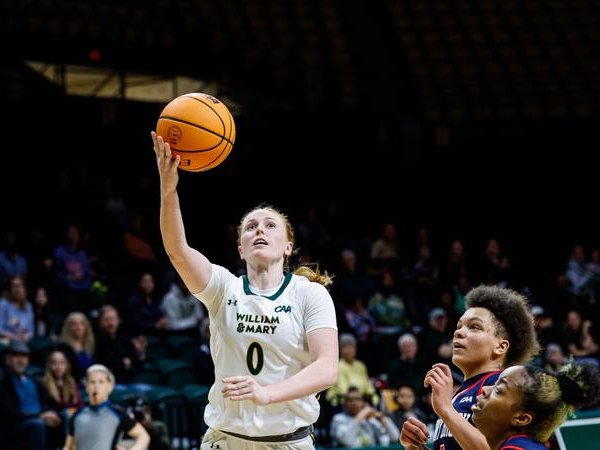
[158,116,234,146]
[156,92,235,172]
[182,94,228,136]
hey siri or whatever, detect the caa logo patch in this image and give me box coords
[275,305,292,313]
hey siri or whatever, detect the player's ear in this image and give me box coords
[284,241,293,256]
[494,339,509,358]
[511,411,532,427]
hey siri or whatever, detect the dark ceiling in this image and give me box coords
[2,0,599,121]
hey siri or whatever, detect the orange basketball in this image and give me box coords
[156,93,236,172]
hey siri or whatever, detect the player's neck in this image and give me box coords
[462,361,503,380]
[247,268,285,291]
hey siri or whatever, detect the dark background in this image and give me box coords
[1,0,599,287]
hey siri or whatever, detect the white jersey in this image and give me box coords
[193,264,338,436]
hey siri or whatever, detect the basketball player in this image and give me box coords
[472,362,600,449]
[63,364,149,450]
[400,285,540,450]
[151,132,339,450]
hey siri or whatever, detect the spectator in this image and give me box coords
[0,231,28,287]
[543,343,567,372]
[126,272,167,337]
[560,309,599,365]
[326,333,379,408]
[42,349,83,413]
[386,333,428,393]
[32,286,54,339]
[129,397,171,450]
[419,307,453,365]
[58,312,95,383]
[0,340,62,450]
[160,274,204,335]
[52,225,93,315]
[389,384,428,430]
[0,275,34,343]
[95,305,146,384]
[330,386,399,447]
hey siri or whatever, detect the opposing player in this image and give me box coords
[472,362,600,449]
[151,132,339,449]
[400,285,540,450]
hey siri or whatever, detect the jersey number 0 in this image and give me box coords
[246,342,264,375]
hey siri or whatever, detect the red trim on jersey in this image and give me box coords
[453,369,502,400]
[500,446,525,450]
[477,370,502,395]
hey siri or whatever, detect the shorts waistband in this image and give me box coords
[221,425,312,442]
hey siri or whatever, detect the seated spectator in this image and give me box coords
[418,307,453,365]
[388,384,429,430]
[368,268,409,331]
[52,224,93,315]
[560,309,599,365]
[0,340,62,450]
[32,286,54,339]
[0,231,28,287]
[343,296,376,344]
[129,397,171,450]
[63,364,150,450]
[58,312,95,383]
[329,386,399,447]
[95,305,146,384]
[386,333,428,394]
[42,349,83,447]
[326,333,379,408]
[160,275,204,335]
[544,343,567,372]
[0,275,34,343]
[126,272,167,337]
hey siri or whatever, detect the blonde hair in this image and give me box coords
[42,350,79,406]
[238,204,334,287]
[60,311,95,355]
[86,364,115,385]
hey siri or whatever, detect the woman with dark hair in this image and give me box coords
[472,362,600,449]
[400,285,541,450]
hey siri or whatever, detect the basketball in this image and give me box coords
[156,93,236,172]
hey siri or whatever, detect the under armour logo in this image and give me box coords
[227,299,237,306]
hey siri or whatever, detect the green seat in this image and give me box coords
[28,336,58,368]
[132,363,162,385]
[181,384,210,448]
[145,336,170,362]
[146,386,188,449]
[157,358,197,387]
[168,335,200,365]
[110,385,139,406]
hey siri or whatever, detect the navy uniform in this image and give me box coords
[498,434,547,450]
[432,370,502,450]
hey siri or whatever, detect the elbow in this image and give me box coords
[324,365,339,388]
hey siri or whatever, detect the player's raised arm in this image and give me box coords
[151,131,211,293]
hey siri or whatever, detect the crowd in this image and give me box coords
[1,169,600,450]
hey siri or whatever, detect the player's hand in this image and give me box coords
[221,375,271,405]
[400,416,429,447]
[424,363,455,417]
[151,131,179,188]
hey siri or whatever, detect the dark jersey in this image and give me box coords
[499,434,547,450]
[433,370,502,450]
[69,401,137,450]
